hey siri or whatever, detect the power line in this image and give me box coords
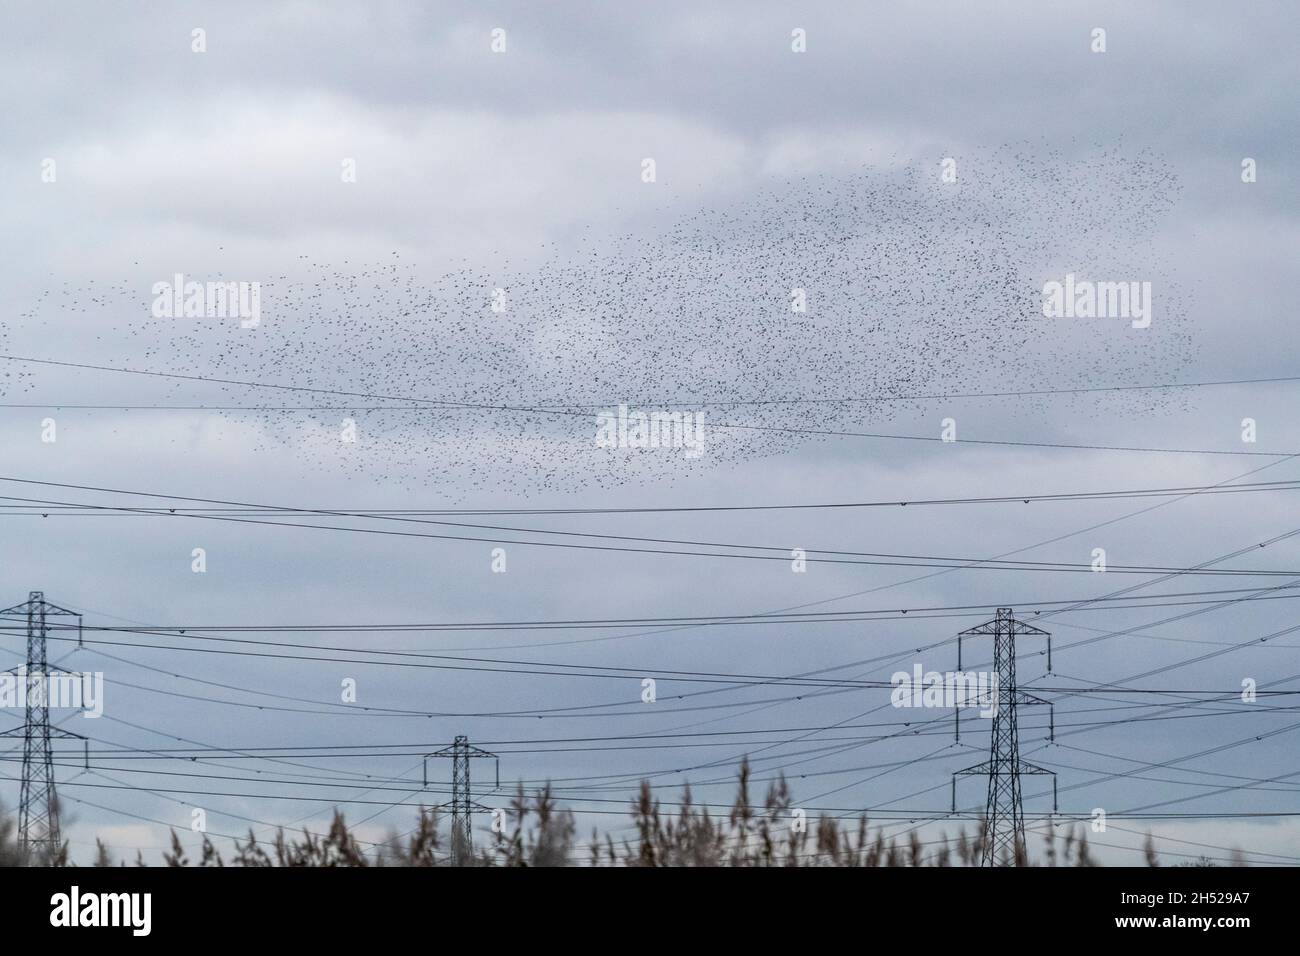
[8,582,1299,634]
[4,477,1300,576]
[1,353,1291,456]
[23,619,1300,693]
[36,775,1300,821]
[0,492,1234,575]
[0,477,1295,515]
[7,355,1300,405]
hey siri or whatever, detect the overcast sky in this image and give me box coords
[1,1,1298,865]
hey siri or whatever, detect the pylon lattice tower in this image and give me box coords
[0,592,87,864]
[952,608,1056,867]
[425,735,499,865]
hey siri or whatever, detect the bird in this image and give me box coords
[11,146,1191,497]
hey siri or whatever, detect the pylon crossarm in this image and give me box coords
[1,661,83,677]
[433,801,493,814]
[35,602,81,617]
[1009,692,1055,741]
[0,600,80,619]
[959,617,1049,637]
[3,727,89,768]
[1013,622,1050,637]
[1016,765,1060,812]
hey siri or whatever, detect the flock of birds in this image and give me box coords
[14,147,1191,494]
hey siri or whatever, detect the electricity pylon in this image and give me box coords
[424,736,499,865]
[0,592,88,864]
[951,608,1056,867]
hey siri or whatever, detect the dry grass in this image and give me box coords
[1,763,1231,866]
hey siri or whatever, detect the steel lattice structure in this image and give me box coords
[952,608,1057,867]
[0,591,87,864]
[425,735,499,865]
